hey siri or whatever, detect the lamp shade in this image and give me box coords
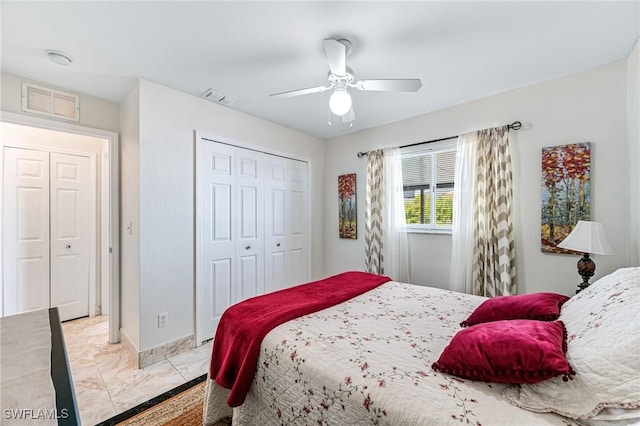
[557,220,615,255]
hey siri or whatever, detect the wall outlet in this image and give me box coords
[158,312,169,328]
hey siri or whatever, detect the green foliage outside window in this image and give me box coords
[404,191,453,225]
[435,192,453,225]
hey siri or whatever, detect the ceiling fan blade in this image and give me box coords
[269,85,330,98]
[355,79,422,92]
[323,38,346,76]
[341,107,355,123]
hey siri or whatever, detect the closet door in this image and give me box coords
[50,152,90,321]
[197,138,308,343]
[287,160,309,287]
[197,141,266,341]
[3,148,91,321]
[3,147,51,315]
[198,141,236,341]
[235,148,264,302]
[264,157,309,291]
[264,156,288,292]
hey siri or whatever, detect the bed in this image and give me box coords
[203,268,640,426]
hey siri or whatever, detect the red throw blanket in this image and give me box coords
[210,271,391,407]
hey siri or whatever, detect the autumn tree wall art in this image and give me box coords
[541,142,591,253]
[338,173,357,239]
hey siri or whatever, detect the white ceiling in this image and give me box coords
[1,1,638,140]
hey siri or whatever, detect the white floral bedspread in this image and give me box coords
[204,282,583,425]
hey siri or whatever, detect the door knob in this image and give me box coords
[66,244,71,249]
[276,243,281,247]
[245,245,251,250]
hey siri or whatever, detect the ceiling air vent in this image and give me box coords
[22,82,79,121]
[201,88,237,106]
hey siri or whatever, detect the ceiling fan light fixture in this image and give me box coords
[329,88,352,116]
[269,37,422,125]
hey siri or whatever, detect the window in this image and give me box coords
[401,140,457,232]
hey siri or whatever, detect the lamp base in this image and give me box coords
[575,252,595,294]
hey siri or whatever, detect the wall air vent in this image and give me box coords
[201,88,237,106]
[22,82,80,122]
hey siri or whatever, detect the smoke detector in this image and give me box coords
[201,88,236,106]
[45,49,73,66]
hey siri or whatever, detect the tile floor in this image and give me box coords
[61,315,212,425]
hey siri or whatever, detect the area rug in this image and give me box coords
[96,374,215,426]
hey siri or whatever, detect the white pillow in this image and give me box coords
[503,267,640,419]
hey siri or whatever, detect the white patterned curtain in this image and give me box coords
[365,150,385,274]
[450,126,516,296]
[365,148,410,281]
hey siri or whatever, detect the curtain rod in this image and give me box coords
[356,120,522,158]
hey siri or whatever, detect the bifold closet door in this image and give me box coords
[198,141,264,341]
[199,141,236,341]
[49,152,90,321]
[264,156,309,292]
[287,160,309,287]
[197,138,308,343]
[234,148,264,302]
[2,148,90,321]
[3,147,51,315]
[264,155,287,293]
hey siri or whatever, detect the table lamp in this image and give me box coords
[557,220,614,293]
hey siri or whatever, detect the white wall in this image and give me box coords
[128,79,325,352]
[628,39,640,266]
[324,59,633,296]
[119,82,141,349]
[1,73,120,133]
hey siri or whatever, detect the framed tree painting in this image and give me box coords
[338,173,357,239]
[541,142,591,253]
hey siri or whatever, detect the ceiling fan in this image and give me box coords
[269,38,422,124]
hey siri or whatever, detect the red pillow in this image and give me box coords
[460,292,570,327]
[432,320,574,384]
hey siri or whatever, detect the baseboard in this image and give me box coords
[119,330,196,369]
[119,328,140,369]
[139,334,196,368]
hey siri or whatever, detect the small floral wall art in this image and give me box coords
[338,173,357,239]
[541,142,591,253]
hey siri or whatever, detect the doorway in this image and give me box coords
[0,113,120,343]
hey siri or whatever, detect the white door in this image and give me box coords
[197,140,267,343]
[196,139,307,344]
[287,160,309,287]
[3,147,51,315]
[198,141,236,342]
[264,157,309,291]
[3,147,91,321]
[50,152,90,321]
[235,148,264,302]
[264,156,288,293]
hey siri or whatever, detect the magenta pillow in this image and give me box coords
[432,320,573,384]
[460,292,570,327]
